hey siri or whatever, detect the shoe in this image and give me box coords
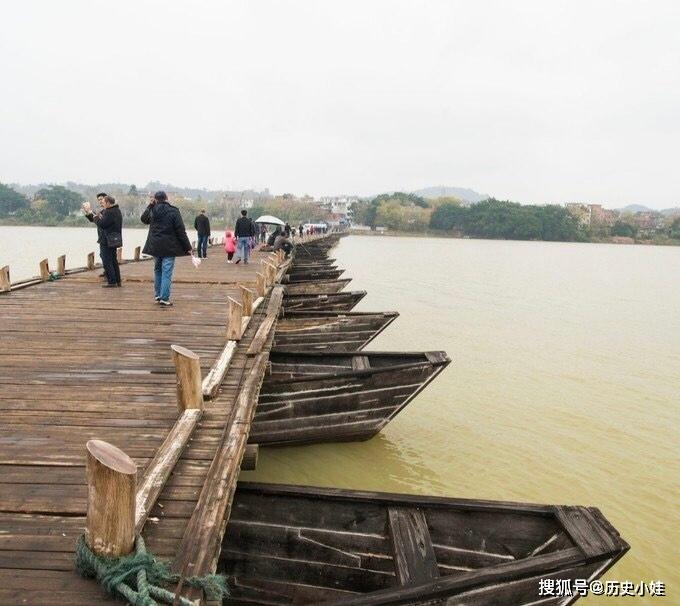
[99,272,106,277]
[235,259,241,264]
[102,283,118,288]
[158,300,173,306]
[244,260,248,264]
[154,296,161,302]
[117,282,122,287]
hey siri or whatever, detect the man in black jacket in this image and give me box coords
[84,195,123,287]
[194,209,211,259]
[83,192,108,279]
[141,191,192,306]
[233,209,256,264]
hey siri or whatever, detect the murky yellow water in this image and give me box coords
[243,235,679,604]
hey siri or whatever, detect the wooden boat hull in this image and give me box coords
[282,291,366,312]
[284,279,352,296]
[251,351,450,445]
[274,311,399,352]
[284,269,345,283]
[220,483,629,605]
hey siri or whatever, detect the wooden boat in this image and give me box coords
[282,291,366,312]
[251,350,450,445]
[221,483,629,605]
[284,279,352,296]
[283,269,345,283]
[274,311,399,352]
[290,258,337,268]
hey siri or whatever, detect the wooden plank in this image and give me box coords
[135,408,202,533]
[388,507,439,586]
[555,506,622,560]
[247,287,284,356]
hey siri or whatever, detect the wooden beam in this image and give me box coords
[57,255,66,276]
[171,344,204,412]
[39,259,49,281]
[388,507,439,586]
[134,246,141,261]
[239,285,255,316]
[116,247,123,263]
[0,266,10,293]
[247,287,284,355]
[86,439,136,557]
[172,352,270,579]
[134,408,202,534]
[87,252,95,270]
[226,297,243,341]
[242,444,258,470]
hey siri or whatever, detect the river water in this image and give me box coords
[1,228,678,603]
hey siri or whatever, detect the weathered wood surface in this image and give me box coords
[252,351,450,445]
[219,483,628,606]
[0,242,288,605]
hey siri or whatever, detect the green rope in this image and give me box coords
[47,271,61,281]
[75,535,229,605]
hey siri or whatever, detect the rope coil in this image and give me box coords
[75,535,229,605]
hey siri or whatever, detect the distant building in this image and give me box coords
[588,204,617,227]
[317,196,358,222]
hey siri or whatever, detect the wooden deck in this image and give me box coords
[0,244,289,604]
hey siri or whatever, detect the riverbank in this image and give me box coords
[349,228,680,246]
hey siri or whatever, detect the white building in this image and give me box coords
[318,196,358,220]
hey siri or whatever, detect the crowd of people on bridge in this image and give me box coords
[82,191,330,307]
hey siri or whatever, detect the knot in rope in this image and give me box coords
[74,535,229,605]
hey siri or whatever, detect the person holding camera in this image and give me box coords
[83,195,123,287]
[141,191,192,306]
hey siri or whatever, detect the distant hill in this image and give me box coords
[412,186,488,203]
[617,204,680,216]
[617,204,654,213]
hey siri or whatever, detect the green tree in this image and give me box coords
[33,185,84,218]
[128,184,138,196]
[670,217,680,239]
[611,221,637,238]
[0,183,29,216]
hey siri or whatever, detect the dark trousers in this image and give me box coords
[101,246,121,285]
[197,234,209,258]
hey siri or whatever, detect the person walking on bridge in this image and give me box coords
[234,209,256,264]
[194,209,211,258]
[141,191,192,307]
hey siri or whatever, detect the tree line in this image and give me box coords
[351,193,680,243]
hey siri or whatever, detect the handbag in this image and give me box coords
[106,232,123,248]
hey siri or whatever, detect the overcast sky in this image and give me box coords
[1,1,679,208]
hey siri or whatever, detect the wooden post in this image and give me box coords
[134,246,141,261]
[87,252,95,270]
[265,262,276,284]
[239,285,254,316]
[57,255,66,276]
[85,439,136,558]
[39,259,49,281]
[191,240,196,250]
[0,266,10,293]
[171,345,204,412]
[256,272,266,297]
[116,247,123,263]
[227,297,243,340]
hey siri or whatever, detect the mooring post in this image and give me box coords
[191,240,196,251]
[39,259,49,281]
[134,246,141,261]
[85,439,137,558]
[87,252,95,270]
[0,266,10,293]
[265,262,277,284]
[116,247,123,263]
[171,345,204,412]
[227,297,243,340]
[57,255,66,276]
[256,272,266,297]
[239,285,254,316]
